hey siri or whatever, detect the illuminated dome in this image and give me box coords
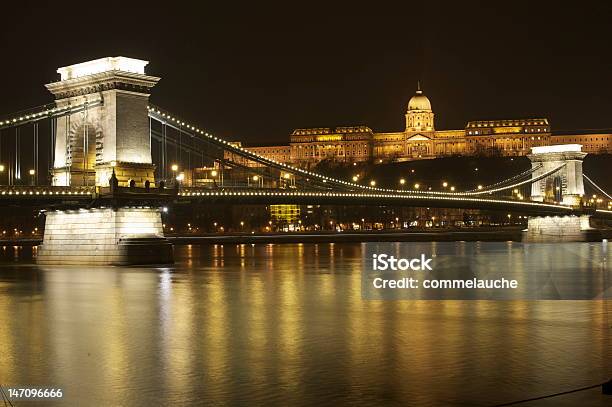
[408,86,432,111]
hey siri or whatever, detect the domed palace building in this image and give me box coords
[233,85,611,167]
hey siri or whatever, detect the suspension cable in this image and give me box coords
[465,165,542,192]
[50,116,56,179]
[460,164,566,196]
[148,106,390,191]
[34,122,39,185]
[151,126,321,190]
[15,127,20,182]
[0,99,103,130]
[583,174,612,200]
[146,104,571,199]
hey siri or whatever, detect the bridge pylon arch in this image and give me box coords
[528,144,587,206]
[45,56,159,187]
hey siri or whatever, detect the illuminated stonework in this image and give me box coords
[37,207,173,265]
[37,58,172,266]
[523,215,597,242]
[46,56,159,186]
[57,56,148,80]
[95,162,156,187]
[528,144,587,206]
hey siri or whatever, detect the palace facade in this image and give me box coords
[233,86,611,167]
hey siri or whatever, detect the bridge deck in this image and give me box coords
[0,185,609,219]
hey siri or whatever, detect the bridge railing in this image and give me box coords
[0,185,95,197]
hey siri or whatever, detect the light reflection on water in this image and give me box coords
[0,242,609,406]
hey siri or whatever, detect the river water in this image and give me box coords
[0,242,610,406]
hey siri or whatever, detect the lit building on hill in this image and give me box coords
[230,85,611,167]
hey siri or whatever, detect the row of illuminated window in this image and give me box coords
[270,208,300,215]
[375,144,403,151]
[467,120,548,127]
[467,128,548,135]
[376,136,405,141]
[250,149,290,154]
[293,143,370,150]
[552,136,611,142]
[292,127,372,136]
[292,128,332,135]
[467,136,546,143]
[297,150,369,157]
[335,126,372,133]
[580,145,611,150]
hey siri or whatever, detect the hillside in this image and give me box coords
[315,154,611,193]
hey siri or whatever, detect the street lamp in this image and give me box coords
[414,183,420,189]
[282,172,293,187]
[450,186,455,192]
[248,175,262,188]
[211,170,218,177]
[399,178,406,185]
[370,180,376,187]
[352,175,359,182]
[442,181,448,188]
[171,164,178,184]
[29,169,36,186]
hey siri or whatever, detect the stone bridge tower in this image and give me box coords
[524,144,596,242]
[528,144,587,206]
[46,56,158,187]
[37,57,173,265]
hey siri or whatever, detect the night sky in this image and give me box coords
[1,1,610,145]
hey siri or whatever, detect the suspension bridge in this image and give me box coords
[0,56,610,264]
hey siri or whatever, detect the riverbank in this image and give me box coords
[0,228,523,246]
[4,227,609,246]
[167,227,525,244]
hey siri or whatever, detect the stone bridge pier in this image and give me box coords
[524,144,599,242]
[37,57,173,265]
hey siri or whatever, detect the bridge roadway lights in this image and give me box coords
[36,207,174,265]
[523,214,601,242]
